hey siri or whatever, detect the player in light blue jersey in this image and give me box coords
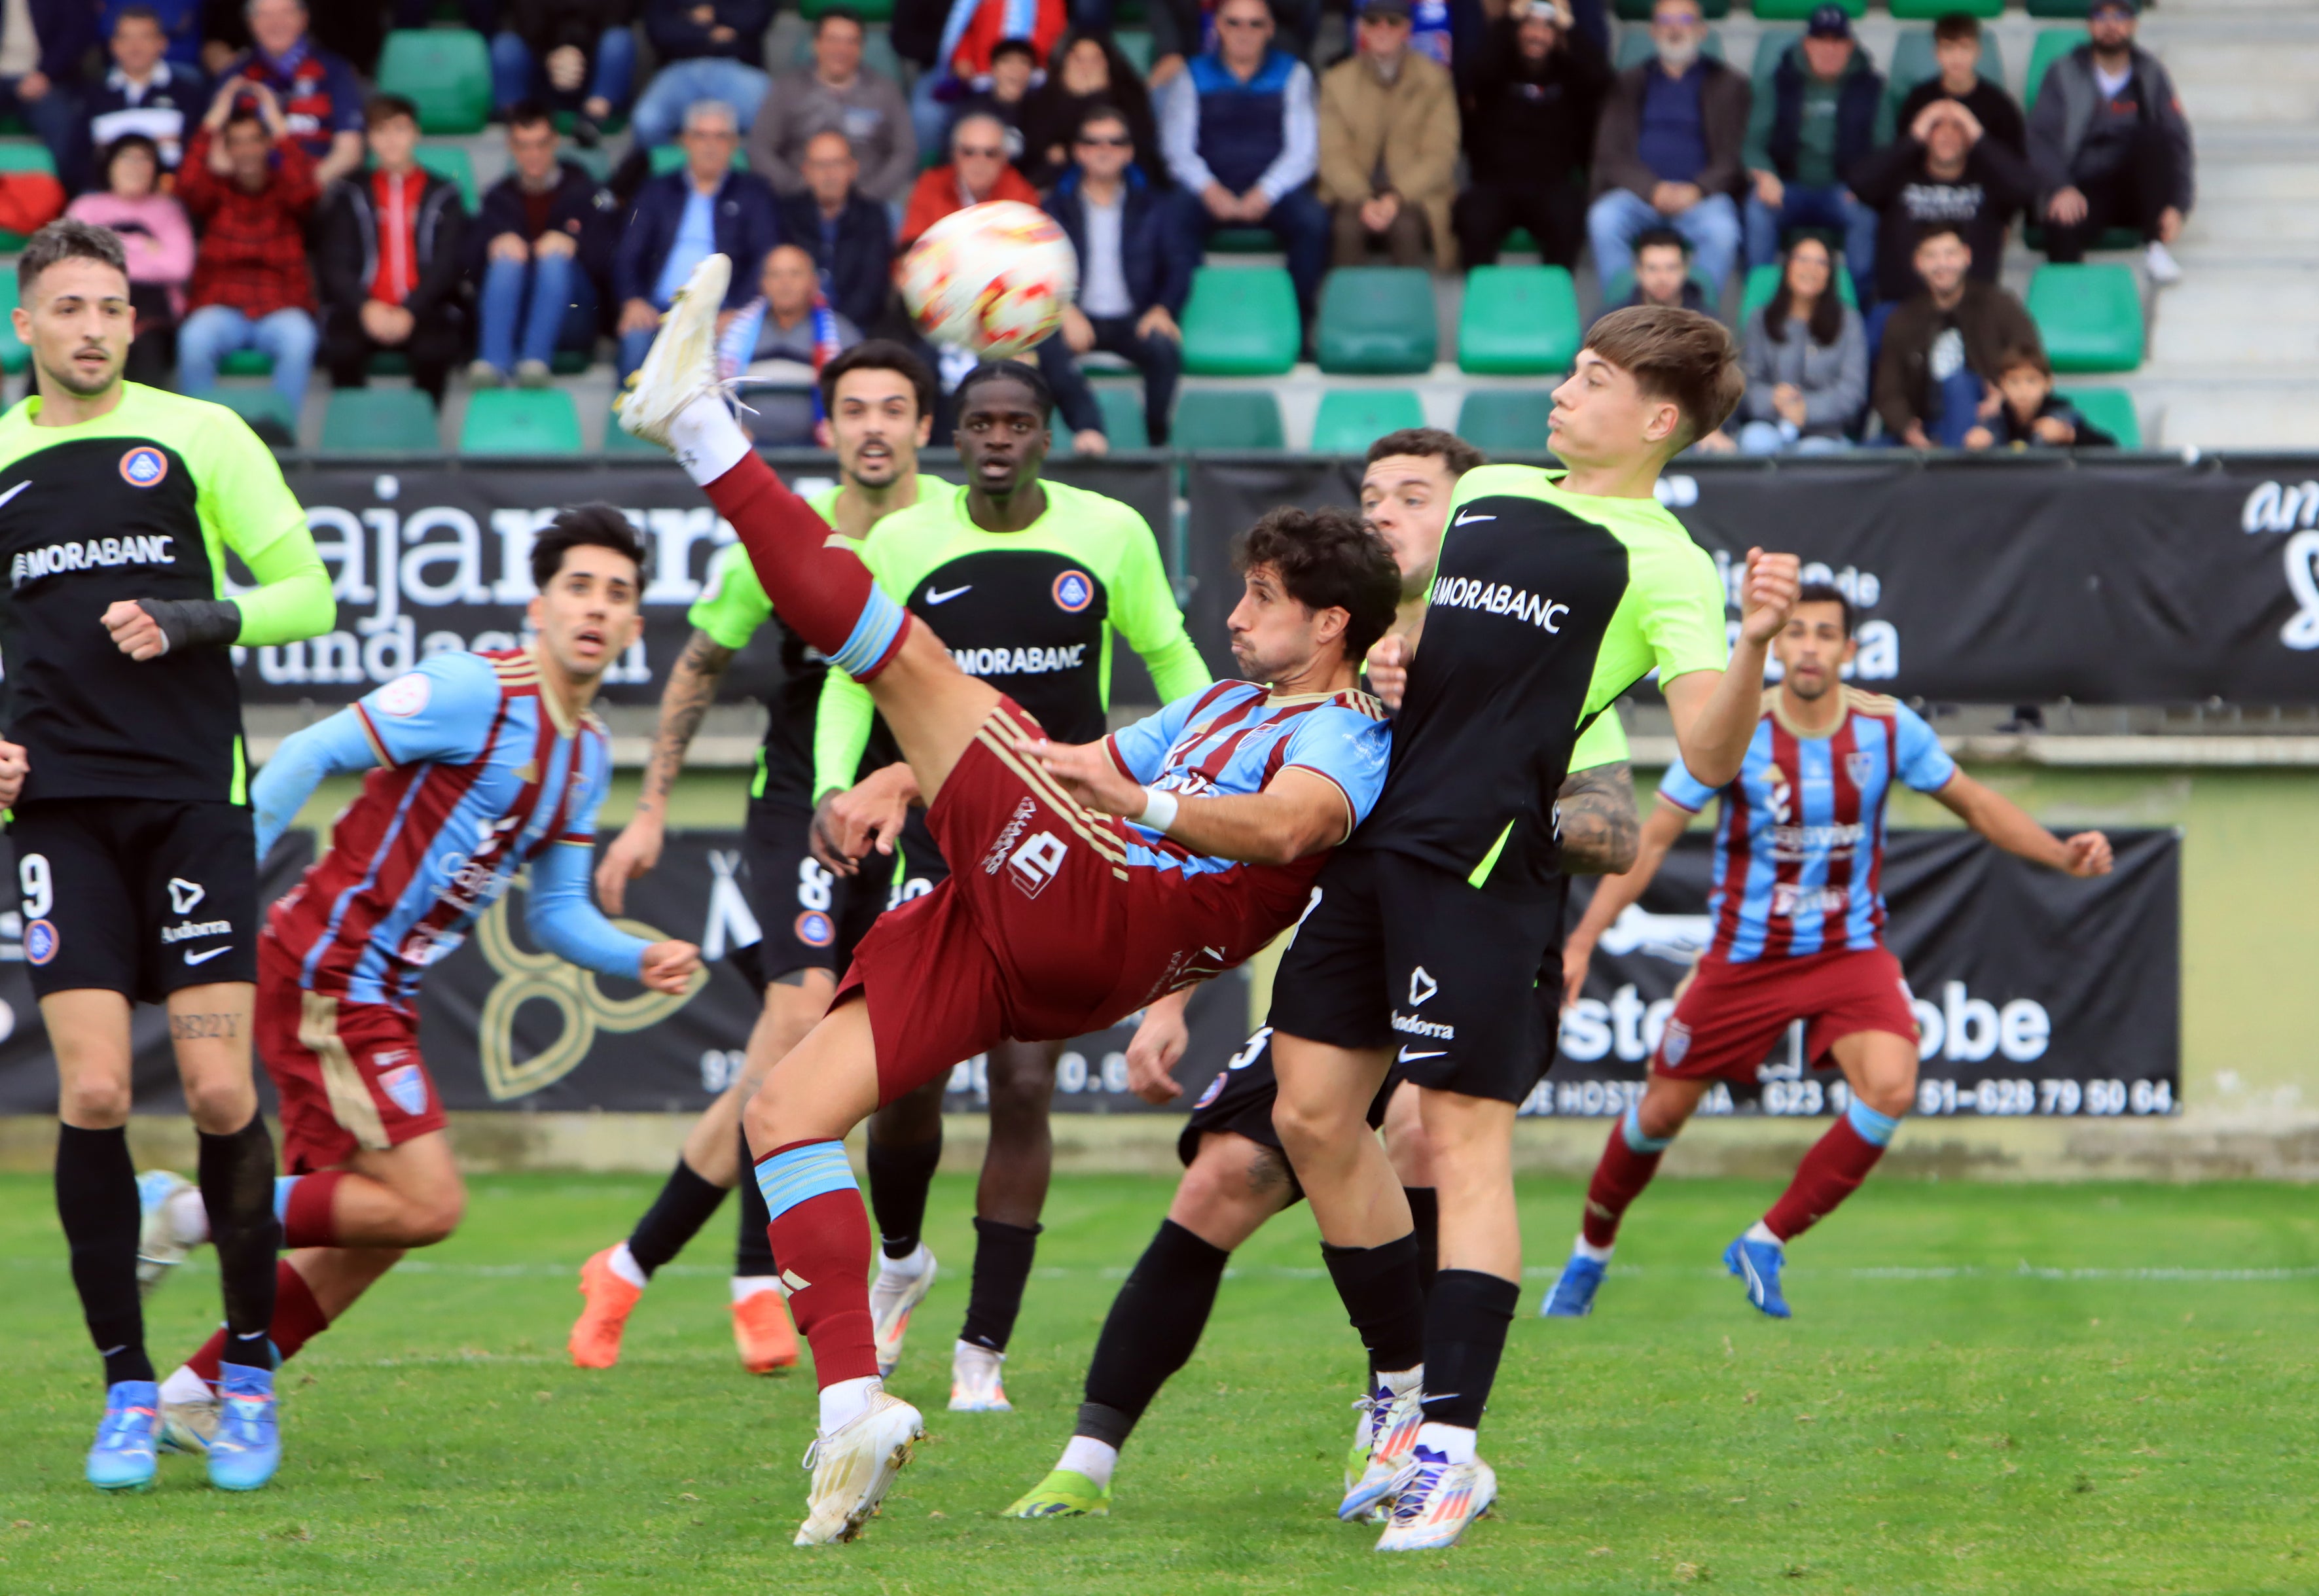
[150,508,702,1450]
[1545,583,2113,1321]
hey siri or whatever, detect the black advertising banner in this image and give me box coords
[0,830,1251,1119]
[1185,455,2319,705]
[238,453,1182,711]
[1536,827,2180,1121]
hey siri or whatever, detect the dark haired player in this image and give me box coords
[0,218,333,1491]
[151,510,702,1451]
[1545,583,2113,1321]
[814,355,1211,1411]
[570,341,955,1375]
[615,251,1401,1544]
[1268,305,1803,1550]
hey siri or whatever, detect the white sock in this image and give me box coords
[731,1275,780,1302]
[1057,1434,1118,1489]
[819,1374,881,1433]
[1414,1421,1477,1465]
[1744,1220,1783,1249]
[606,1241,649,1290]
[1573,1234,1614,1264]
[164,1186,210,1249]
[159,1364,213,1404]
[1378,1364,1424,1396]
[876,1242,932,1281]
[667,393,751,486]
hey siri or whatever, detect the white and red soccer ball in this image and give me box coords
[897,200,1078,359]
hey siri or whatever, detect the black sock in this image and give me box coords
[733,1124,774,1277]
[1418,1269,1520,1430]
[865,1129,943,1260]
[1404,1187,1439,1301]
[55,1124,151,1387]
[1320,1232,1426,1378]
[626,1156,728,1277]
[958,1215,1040,1353]
[1076,1219,1231,1449]
[198,1114,281,1361]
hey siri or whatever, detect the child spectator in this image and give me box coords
[1968,343,2117,450]
[174,80,319,416]
[469,101,616,387]
[952,37,1038,164]
[67,133,194,387]
[316,95,470,407]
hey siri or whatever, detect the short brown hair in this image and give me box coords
[531,503,648,590]
[1996,342,2051,379]
[1583,304,1744,450]
[1234,506,1403,664]
[366,93,419,130]
[1932,10,1981,44]
[18,217,128,298]
[1365,427,1486,476]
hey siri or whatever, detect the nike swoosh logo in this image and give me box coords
[924,584,971,605]
[1452,511,1494,525]
[183,945,232,965]
[0,480,29,510]
[1397,1046,1447,1063]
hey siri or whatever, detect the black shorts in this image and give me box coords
[1177,1025,1400,1206]
[7,798,258,1002]
[1266,845,1567,1106]
[742,798,950,983]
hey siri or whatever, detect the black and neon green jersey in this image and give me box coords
[1363,466,1725,896]
[814,479,1212,798]
[0,383,331,803]
[688,475,955,811]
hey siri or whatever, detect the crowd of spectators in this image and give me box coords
[0,0,2190,452]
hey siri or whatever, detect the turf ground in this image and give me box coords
[6,1169,2316,1593]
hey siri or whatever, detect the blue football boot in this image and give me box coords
[1540,1253,1608,1318]
[86,1379,160,1491]
[1724,1233,1792,1319]
[206,1362,281,1491]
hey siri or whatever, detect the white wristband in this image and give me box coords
[1134,786,1179,834]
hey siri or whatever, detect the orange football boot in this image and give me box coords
[569,1247,644,1368]
[732,1288,800,1373]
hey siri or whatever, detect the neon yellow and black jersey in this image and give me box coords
[689,475,955,811]
[0,383,331,804]
[1361,465,1725,896]
[814,479,1212,798]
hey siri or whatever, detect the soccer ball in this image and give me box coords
[897,200,1079,359]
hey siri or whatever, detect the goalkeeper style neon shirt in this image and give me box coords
[814,478,1213,798]
[1359,465,1728,897]
[0,383,331,803]
[689,475,954,810]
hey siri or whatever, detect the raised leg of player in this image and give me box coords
[1008,1130,1293,1518]
[951,1038,1062,1411]
[1545,1075,1711,1319]
[865,1078,944,1377]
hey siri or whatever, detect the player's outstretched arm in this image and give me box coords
[1035,736,1354,866]
[528,842,704,993]
[1555,760,1640,876]
[1930,772,2114,878]
[598,627,736,913]
[1561,796,1690,1008]
[1661,548,1800,789]
[249,710,381,858]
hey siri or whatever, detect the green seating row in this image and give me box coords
[1613,0,2085,15]
[374,29,492,135]
[2026,262,2143,373]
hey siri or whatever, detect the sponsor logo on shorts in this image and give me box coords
[377,1061,429,1117]
[1659,1018,1693,1066]
[119,447,168,488]
[793,909,835,948]
[1194,1072,1227,1109]
[161,917,232,944]
[1397,1045,1447,1063]
[24,918,57,965]
[183,946,231,966]
[1408,966,1439,1006]
[168,878,205,914]
[1391,1011,1454,1040]
[1052,569,1094,612]
[1007,831,1070,899]
[373,672,432,718]
[982,796,1038,876]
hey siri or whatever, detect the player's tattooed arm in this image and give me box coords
[1554,761,1640,875]
[598,629,735,913]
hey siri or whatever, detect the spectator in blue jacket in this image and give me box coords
[88,5,206,174]
[1160,0,1327,327]
[613,99,781,379]
[0,0,97,192]
[1048,103,1190,444]
[774,128,893,335]
[632,0,774,147]
[470,102,618,387]
[1741,5,1884,307]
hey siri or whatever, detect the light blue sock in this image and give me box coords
[272,1175,299,1226]
[1844,1097,1901,1148]
[1621,1103,1674,1155]
[753,1140,858,1222]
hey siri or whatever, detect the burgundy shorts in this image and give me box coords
[258,935,446,1174]
[1651,944,1918,1086]
[837,696,1308,1105]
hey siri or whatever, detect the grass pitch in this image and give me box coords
[6,1168,2316,1594]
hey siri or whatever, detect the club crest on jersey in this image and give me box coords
[118,447,168,488]
[1846,751,1876,786]
[1194,1072,1227,1109]
[23,918,58,964]
[794,909,835,948]
[374,672,432,718]
[377,1062,429,1116]
[1051,569,1094,612]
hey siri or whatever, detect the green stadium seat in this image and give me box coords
[374,29,493,135]
[1617,26,1724,71]
[2054,386,2140,450]
[1204,227,1278,254]
[1114,29,1154,75]
[1456,389,1554,455]
[0,271,24,374]
[321,387,440,452]
[412,143,478,209]
[1310,389,1424,453]
[1181,266,1301,376]
[2026,0,2093,16]
[1459,265,1581,376]
[2026,264,2144,374]
[1315,267,1435,376]
[651,144,751,175]
[805,0,893,18]
[2025,26,2084,108]
[219,350,274,377]
[460,389,583,455]
[0,137,58,249]
[1892,0,1999,14]
[1170,389,1284,450]
[1614,0,1727,16]
[1093,385,1150,448]
[1750,0,1860,21]
[213,387,300,449]
[1738,260,1856,328]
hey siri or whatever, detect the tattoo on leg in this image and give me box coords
[170,1012,241,1040]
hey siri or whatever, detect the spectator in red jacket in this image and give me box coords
[898,110,1038,249]
[174,77,319,417]
[316,96,470,407]
[212,0,364,185]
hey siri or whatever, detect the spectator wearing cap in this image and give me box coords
[1850,93,2033,309]
[632,0,774,149]
[489,0,639,146]
[1741,5,1883,308]
[0,0,94,194]
[1162,0,1329,325]
[746,7,917,206]
[469,101,617,388]
[214,0,365,186]
[2028,0,2193,285]
[614,99,782,380]
[774,128,893,334]
[67,132,193,386]
[1317,0,1460,270]
[174,80,321,416]
[1585,0,1746,298]
[1047,102,1191,443]
[1455,0,1608,270]
[88,5,206,176]
[1873,220,2041,448]
[897,109,1039,249]
[316,95,470,408]
[1894,12,2022,159]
